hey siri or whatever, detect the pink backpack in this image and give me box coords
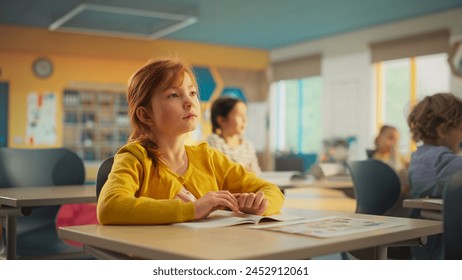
[56,203,98,247]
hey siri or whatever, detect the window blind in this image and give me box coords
[272,54,321,81]
[370,29,450,63]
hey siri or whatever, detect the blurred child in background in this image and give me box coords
[373,125,410,196]
[207,97,261,174]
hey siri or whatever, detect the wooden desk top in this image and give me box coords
[261,175,353,190]
[402,198,443,211]
[0,185,96,207]
[306,178,354,189]
[59,208,441,260]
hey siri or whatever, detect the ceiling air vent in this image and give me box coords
[49,3,197,39]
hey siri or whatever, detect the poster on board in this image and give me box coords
[26,92,57,145]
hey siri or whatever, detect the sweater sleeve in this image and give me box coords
[206,145,284,215]
[97,144,195,225]
[433,148,462,197]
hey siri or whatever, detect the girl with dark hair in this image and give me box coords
[207,97,261,174]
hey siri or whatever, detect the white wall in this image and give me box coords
[322,51,372,160]
[270,8,462,159]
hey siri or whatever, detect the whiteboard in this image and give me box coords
[329,80,359,137]
[245,102,267,152]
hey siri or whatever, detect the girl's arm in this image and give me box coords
[208,147,284,215]
[97,147,195,225]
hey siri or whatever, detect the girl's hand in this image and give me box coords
[234,191,268,215]
[193,191,239,220]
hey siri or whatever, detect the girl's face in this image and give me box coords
[219,101,247,136]
[148,72,200,137]
[376,129,399,153]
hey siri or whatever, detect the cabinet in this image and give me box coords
[62,89,130,161]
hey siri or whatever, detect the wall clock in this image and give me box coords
[32,57,53,79]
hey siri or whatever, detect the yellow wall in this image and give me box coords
[0,24,269,149]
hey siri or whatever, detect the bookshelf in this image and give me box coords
[63,89,130,161]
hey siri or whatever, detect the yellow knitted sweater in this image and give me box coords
[97,141,284,225]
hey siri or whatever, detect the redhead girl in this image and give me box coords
[97,58,284,225]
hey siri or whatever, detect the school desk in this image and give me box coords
[0,185,96,259]
[260,171,354,197]
[403,198,443,221]
[58,207,441,260]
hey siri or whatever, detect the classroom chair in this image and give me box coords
[275,153,317,173]
[0,147,89,259]
[348,159,401,215]
[96,156,114,200]
[86,156,131,259]
[443,169,462,259]
[343,159,416,259]
[365,149,375,159]
[275,156,304,173]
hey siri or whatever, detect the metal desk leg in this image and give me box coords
[375,246,387,260]
[5,216,17,260]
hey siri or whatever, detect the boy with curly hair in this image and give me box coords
[407,92,462,259]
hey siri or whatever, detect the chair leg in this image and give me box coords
[375,246,387,260]
[5,216,17,260]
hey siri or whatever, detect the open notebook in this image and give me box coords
[173,210,304,229]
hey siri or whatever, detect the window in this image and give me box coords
[375,53,450,154]
[270,76,323,154]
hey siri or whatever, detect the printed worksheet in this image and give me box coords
[249,216,403,238]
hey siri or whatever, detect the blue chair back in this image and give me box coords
[343,159,412,259]
[443,169,462,259]
[275,156,304,173]
[96,156,114,201]
[275,153,317,173]
[0,147,85,257]
[347,159,401,215]
[0,148,85,187]
[366,149,375,159]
